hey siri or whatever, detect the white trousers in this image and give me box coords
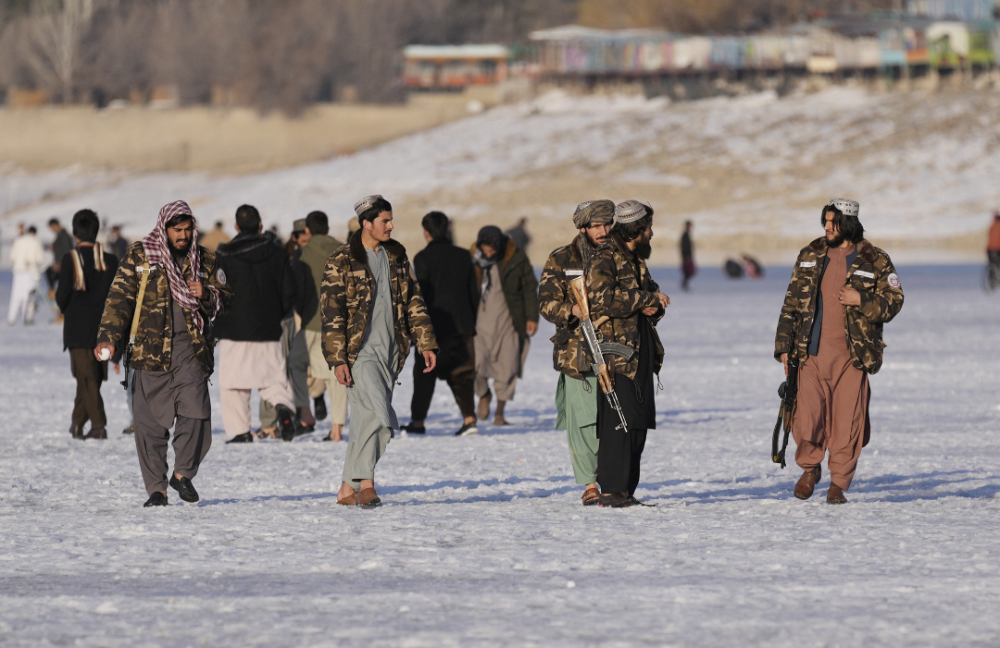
[304,330,348,425]
[219,340,296,437]
[7,273,38,325]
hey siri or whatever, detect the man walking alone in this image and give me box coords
[538,200,614,505]
[775,199,903,504]
[588,200,669,507]
[471,226,539,426]
[96,200,232,507]
[214,204,298,443]
[322,195,437,508]
[403,211,480,436]
[56,209,119,440]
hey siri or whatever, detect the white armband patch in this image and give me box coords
[799,261,816,268]
[887,273,900,288]
[853,270,875,279]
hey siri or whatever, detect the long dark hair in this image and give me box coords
[821,205,864,244]
[612,208,654,243]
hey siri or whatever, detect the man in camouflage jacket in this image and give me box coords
[321,195,437,508]
[538,199,614,506]
[587,200,670,507]
[96,200,232,507]
[775,199,903,504]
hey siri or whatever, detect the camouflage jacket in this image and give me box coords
[96,242,232,378]
[774,237,904,374]
[538,234,595,379]
[321,235,437,377]
[586,233,665,381]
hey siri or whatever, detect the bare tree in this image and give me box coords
[24,0,100,102]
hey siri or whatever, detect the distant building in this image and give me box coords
[403,45,510,90]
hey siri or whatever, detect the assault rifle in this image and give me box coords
[771,356,799,468]
[568,276,631,432]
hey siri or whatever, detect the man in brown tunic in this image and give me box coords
[775,199,904,504]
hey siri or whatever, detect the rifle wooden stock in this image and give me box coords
[568,276,590,321]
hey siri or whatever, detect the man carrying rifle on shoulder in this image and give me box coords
[538,199,614,506]
[775,199,903,504]
[587,200,669,508]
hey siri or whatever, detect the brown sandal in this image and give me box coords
[358,487,382,509]
[337,491,358,506]
[581,486,601,506]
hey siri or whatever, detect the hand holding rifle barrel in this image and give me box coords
[568,276,631,433]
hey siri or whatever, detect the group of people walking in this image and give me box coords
[39,191,905,509]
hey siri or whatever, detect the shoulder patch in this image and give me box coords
[217,268,227,285]
[887,273,900,289]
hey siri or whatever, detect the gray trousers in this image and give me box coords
[342,395,391,490]
[132,375,212,495]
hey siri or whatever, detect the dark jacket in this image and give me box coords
[775,237,904,374]
[52,229,74,268]
[471,239,539,340]
[299,234,344,333]
[414,238,478,338]
[56,246,119,350]
[321,236,437,377]
[213,231,296,342]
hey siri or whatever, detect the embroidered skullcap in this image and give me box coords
[614,199,651,224]
[573,199,615,229]
[826,198,859,217]
[292,218,307,232]
[354,194,384,217]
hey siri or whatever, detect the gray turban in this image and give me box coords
[353,194,384,217]
[572,199,615,229]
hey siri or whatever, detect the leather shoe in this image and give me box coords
[827,484,848,504]
[143,492,168,507]
[401,422,426,434]
[226,432,253,444]
[337,491,358,506]
[83,427,107,440]
[69,423,83,440]
[358,487,382,509]
[794,465,822,500]
[598,492,631,508]
[169,475,200,503]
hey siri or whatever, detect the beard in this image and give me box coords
[826,232,845,248]
[169,239,191,258]
[634,241,652,260]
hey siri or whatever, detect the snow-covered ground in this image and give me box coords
[4,86,1000,266]
[2,264,998,647]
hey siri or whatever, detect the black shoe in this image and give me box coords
[276,405,296,442]
[313,396,327,421]
[598,493,631,508]
[69,423,83,440]
[143,492,168,507]
[401,422,426,434]
[294,422,315,437]
[122,425,135,435]
[169,475,199,503]
[454,421,479,436]
[226,432,254,444]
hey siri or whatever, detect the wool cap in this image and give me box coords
[573,199,615,229]
[354,194,384,217]
[826,198,859,217]
[292,218,307,233]
[614,199,651,224]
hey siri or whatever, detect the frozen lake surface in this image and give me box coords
[1,263,999,647]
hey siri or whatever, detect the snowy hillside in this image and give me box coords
[2,265,999,646]
[3,86,1000,265]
